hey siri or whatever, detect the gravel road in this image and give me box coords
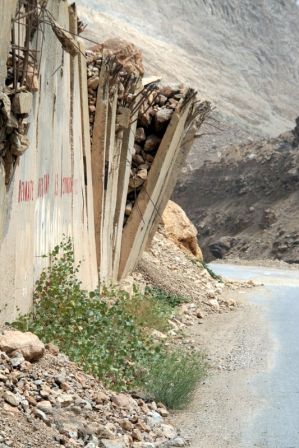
[173,263,299,447]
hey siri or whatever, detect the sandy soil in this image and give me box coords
[171,290,273,447]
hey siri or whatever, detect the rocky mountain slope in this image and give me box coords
[77,0,299,168]
[174,120,299,264]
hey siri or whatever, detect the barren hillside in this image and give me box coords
[77,0,299,167]
[174,121,299,264]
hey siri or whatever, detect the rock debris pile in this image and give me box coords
[86,38,196,227]
[0,330,185,448]
[124,84,184,225]
[137,230,246,323]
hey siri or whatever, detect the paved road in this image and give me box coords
[211,263,299,448]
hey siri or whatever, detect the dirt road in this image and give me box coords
[173,263,299,447]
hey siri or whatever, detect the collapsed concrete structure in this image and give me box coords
[0,0,210,322]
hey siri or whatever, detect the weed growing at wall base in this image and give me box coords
[145,350,207,409]
[12,237,207,408]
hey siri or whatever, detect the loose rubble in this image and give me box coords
[86,40,196,228]
[0,330,184,448]
[136,229,252,330]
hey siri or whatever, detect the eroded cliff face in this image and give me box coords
[174,122,299,264]
[77,0,299,144]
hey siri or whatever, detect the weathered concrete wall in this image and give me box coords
[0,0,18,241]
[0,0,97,322]
[0,0,17,86]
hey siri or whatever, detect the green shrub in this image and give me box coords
[145,350,207,409]
[145,286,189,308]
[202,262,223,282]
[12,238,156,390]
[12,237,207,406]
[123,290,172,333]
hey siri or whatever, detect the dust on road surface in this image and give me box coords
[173,263,299,448]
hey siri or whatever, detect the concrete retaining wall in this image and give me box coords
[0,0,97,322]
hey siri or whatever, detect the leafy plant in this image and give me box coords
[12,237,207,405]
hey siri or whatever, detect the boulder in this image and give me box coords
[0,330,45,362]
[209,236,235,259]
[162,200,203,261]
[91,38,144,76]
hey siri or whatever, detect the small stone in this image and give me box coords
[196,309,204,319]
[133,154,145,165]
[137,168,148,181]
[111,393,137,410]
[97,424,116,439]
[27,395,37,406]
[94,391,109,404]
[158,95,168,106]
[209,299,220,311]
[138,109,152,128]
[57,421,79,439]
[12,92,33,114]
[144,135,161,152]
[88,77,100,90]
[151,330,167,340]
[46,343,59,356]
[125,202,133,217]
[20,399,29,411]
[57,393,73,407]
[129,175,145,189]
[160,424,177,439]
[40,386,51,398]
[3,391,19,407]
[145,411,163,427]
[168,98,178,109]
[33,408,50,423]
[132,429,142,441]
[134,144,142,154]
[158,407,169,417]
[135,127,146,144]
[148,402,157,411]
[136,420,150,432]
[154,108,173,133]
[144,154,154,163]
[36,400,53,414]
[100,440,126,448]
[9,352,25,368]
[85,443,97,448]
[3,402,20,415]
[159,86,178,98]
[54,372,66,386]
[120,420,133,431]
[168,436,186,447]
